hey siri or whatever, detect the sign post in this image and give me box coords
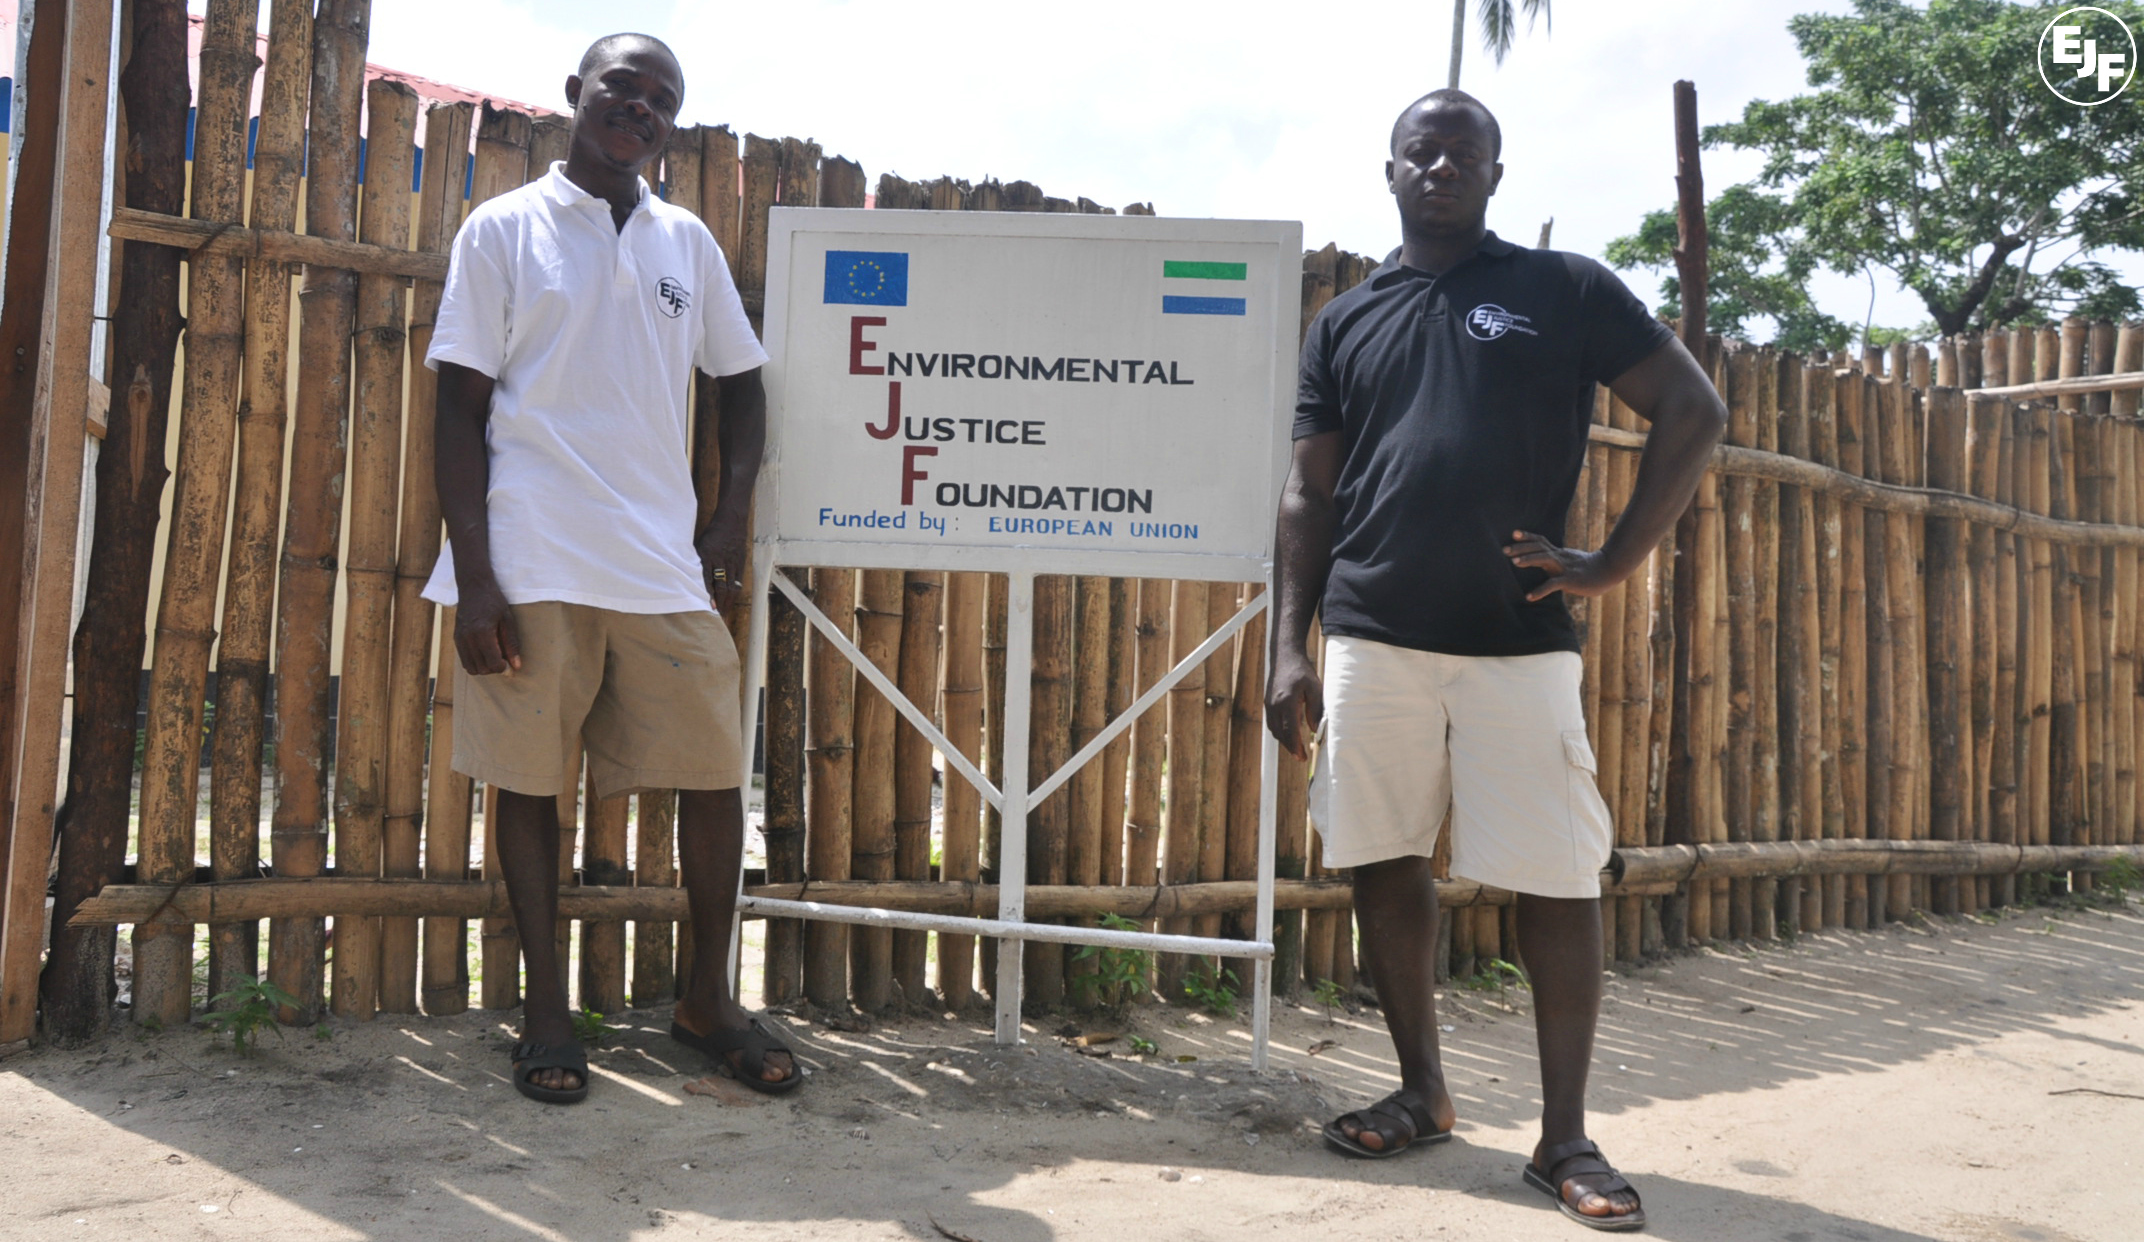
[741,207,1301,1063]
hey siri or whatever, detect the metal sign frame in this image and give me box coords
[736,208,1301,1065]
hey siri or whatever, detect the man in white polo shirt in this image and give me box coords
[426,32,796,1102]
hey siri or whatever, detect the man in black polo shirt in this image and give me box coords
[1266,89,1725,1231]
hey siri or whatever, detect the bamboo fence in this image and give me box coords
[33,14,2144,1032]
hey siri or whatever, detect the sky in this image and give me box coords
[197,0,2140,338]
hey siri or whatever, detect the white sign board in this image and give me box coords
[760,209,1302,581]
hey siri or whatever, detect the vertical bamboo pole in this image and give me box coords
[1878,380,1923,916]
[2112,329,2140,854]
[1067,575,1110,1003]
[1160,580,1208,995]
[1965,396,2001,913]
[1197,584,1237,956]
[1610,397,1651,959]
[477,782,519,1009]
[203,0,308,1004]
[981,571,1007,995]
[806,568,856,1008]
[937,571,985,1008]
[850,569,902,1012]
[1686,469,1722,941]
[1101,578,1135,889]
[1989,401,2021,907]
[1593,396,1629,961]
[327,79,418,1020]
[1777,360,1820,936]
[1925,389,1970,915]
[268,0,378,1020]
[133,0,259,1026]
[2027,407,2055,859]
[1224,589,1268,937]
[1023,574,1075,1008]
[383,100,474,1015]
[1807,365,1845,928]
[760,584,806,1005]
[1837,373,1873,927]
[2049,411,2084,857]
[1644,514,1676,949]
[1125,578,1169,995]
[1861,378,1896,922]
[702,126,741,274]
[632,789,678,1005]
[894,571,943,1005]
[1722,351,1756,940]
[1752,356,1783,938]
[578,770,629,1016]
[42,0,193,1041]
[551,746,579,998]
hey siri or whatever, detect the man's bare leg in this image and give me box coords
[1337,854,1458,1151]
[493,788,579,1092]
[671,787,794,1084]
[1516,893,1639,1220]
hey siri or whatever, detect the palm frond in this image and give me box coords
[1479,0,1551,66]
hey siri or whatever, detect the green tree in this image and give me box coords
[1448,0,1552,88]
[1610,0,2144,345]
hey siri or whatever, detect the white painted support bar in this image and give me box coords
[738,895,1275,958]
[1023,591,1268,813]
[994,573,1037,1044]
[772,567,1006,814]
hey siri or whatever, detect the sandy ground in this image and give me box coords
[6,899,2143,1242]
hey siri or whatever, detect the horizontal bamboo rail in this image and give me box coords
[72,839,2142,926]
[1588,423,2144,548]
[106,206,448,281]
[1971,372,2144,401]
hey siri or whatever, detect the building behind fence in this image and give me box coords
[29,5,2144,1036]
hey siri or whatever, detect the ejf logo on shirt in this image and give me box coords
[1466,304,1537,341]
[657,277,691,318]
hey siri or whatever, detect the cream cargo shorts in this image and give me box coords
[1309,635,1613,898]
[451,601,746,799]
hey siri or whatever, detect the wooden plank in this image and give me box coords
[0,0,115,1047]
[107,207,449,282]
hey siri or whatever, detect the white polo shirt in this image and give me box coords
[421,162,768,615]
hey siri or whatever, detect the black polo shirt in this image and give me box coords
[1294,232,1673,657]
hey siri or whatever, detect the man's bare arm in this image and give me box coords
[692,365,766,615]
[1264,431,1343,760]
[1503,340,1727,599]
[434,360,519,675]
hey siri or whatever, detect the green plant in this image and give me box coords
[1459,957,1530,1004]
[572,1007,617,1046]
[1183,962,1240,1018]
[202,974,300,1055]
[1127,1035,1157,1056]
[1312,977,1346,1023]
[1070,913,1152,1009]
[2096,855,2141,900]
[313,1022,334,1042]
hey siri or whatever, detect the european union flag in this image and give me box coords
[824,250,909,306]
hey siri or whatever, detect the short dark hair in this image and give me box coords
[578,32,680,80]
[1390,89,1501,159]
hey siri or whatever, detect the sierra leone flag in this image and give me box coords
[1161,259,1246,315]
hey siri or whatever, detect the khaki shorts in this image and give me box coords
[1308,635,1613,898]
[452,601,746,799]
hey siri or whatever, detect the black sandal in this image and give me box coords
[509,1039,590,1105]
[670,1017,803,1095]
[1523,1138,1647,1232]
[1321,1087,1452,1159]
